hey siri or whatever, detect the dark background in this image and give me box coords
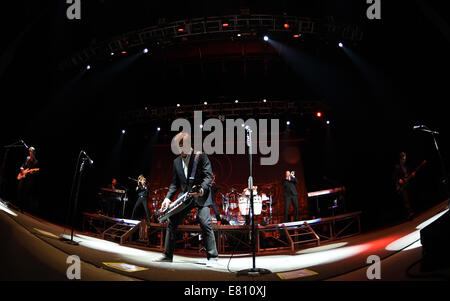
[0,1,449,230]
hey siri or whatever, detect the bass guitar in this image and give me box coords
[396,160,426,193]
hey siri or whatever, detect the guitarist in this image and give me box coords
[154,132,218,264]
[17,146,39,212]
[393,152,414,220]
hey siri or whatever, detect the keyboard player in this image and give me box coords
[101,178,125,217]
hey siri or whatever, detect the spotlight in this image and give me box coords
[263,35,269,41]
[122,129,126,134]
[286,121,291,125]
[326,120,330,125]
[157,127,161,131]
[143,48,148,53]
[338,42,343,48]
[222,23,229,27]
[203,101,207,105]
[263,99,267,103]
[177,104,180,107]
[293,34,301,38]
[121,51,127,54]
[235,100,238,103]
[237,33,241,37]
[110,52,114,56]
[178,28,184,32]
[284,23,290,29]
[316,112,322,118]
[86,65,91,70]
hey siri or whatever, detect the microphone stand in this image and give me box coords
[61,151,92,245]
[237,126,271,276]
[416,126,450,205]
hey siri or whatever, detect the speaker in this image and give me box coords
[420,209,450,271]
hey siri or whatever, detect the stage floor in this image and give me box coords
[1,199,449,281]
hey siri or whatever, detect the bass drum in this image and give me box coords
[238,195,262,216]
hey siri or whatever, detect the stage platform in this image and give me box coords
[1,198,449,281]
[81,211,362,255]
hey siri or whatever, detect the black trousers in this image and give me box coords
[132,197,151,221]
[164,203,218,259]
[284,194,299,222]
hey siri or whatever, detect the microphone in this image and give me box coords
[81,151,94,165]
[21,140,29,149]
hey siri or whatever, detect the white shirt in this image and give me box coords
[181,150,192,179]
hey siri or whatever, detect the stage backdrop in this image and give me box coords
[148,137,309,222]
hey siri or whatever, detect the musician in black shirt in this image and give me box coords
[131,175,151,222]
[283,170,299,222]
[17,146,39,212]
[393,152,414,220]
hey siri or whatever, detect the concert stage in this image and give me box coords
[1,198,449,281]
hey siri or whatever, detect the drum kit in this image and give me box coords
[219,184,276,226]
[146,183,277,225]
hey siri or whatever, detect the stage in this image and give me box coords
[1,198,449,281]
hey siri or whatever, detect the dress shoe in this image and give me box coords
[152,255,173,263]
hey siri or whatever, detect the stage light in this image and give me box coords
[293,34,300,38]
[122,129,126,134]
[235,99,238,103]
[237,33,241,37]
[326,120,330,125]
[110,52,114,56]
[143,48,149,53]
[178,28,184,32]
[177,104,180,107]
[86,65,91,70]
[263,35,269,41]
[284,23,290,29]
[121,51,127,54]
[157,127,161,131]
[144,107,148,111]
[222,23,229,27]
[338,42,343,48]
[203,101,207,105]
[316,112,322,118]
[263,99,267,103]
[286,121,291,125]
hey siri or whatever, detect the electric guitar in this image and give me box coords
[396,160,426,193]
[17,168,39,180]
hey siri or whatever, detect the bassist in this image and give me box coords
[393,152,414,220]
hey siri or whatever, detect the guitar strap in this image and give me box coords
[187,151,201,191]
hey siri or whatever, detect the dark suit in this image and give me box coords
[283,176,299,222]
[163,152,218,259]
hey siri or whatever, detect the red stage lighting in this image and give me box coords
[293,34,300,38]
[316,112,322,118]
[284,23,290,29]
[178,28,184,32]
[222,23,229,27]
[121,51,127,54]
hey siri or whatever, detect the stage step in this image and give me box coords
[282,222,320,253]
[102,221,141,244]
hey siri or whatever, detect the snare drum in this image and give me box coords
[239,195,262,215]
